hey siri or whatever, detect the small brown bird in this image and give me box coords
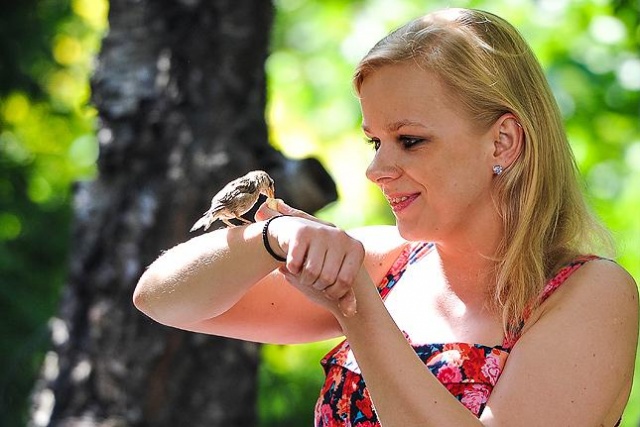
[190,170,276,232]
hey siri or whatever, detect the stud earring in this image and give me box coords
[492,164,504,176]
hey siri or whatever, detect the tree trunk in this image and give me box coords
[29,0,337,425]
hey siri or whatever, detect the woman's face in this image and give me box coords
[361,63,499,243]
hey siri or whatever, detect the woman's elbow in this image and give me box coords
[132,268,162,319]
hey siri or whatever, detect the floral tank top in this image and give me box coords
[314,242,602,426]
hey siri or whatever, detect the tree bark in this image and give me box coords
[29,0,336,425]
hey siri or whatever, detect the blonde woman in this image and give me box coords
[133,8,638,426]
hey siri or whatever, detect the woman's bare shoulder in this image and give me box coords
[556,258,637,312]
[485,259,638,425]
[524,258,638,342]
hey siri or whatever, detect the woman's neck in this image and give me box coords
[431,239,500,311]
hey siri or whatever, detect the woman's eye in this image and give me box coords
[399,136,424,148]
[365,137,381,151]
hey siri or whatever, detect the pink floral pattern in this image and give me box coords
[314,243,602,426]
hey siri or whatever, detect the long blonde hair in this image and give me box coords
[354,8,613,337]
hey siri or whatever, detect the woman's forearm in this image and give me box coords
[337,269,484,427]
[133,221,280,326]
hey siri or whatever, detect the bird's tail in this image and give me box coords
[189,213,213,232]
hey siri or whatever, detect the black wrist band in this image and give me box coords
[262,216,287,262]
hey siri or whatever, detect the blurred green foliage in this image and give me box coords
[0,0,106,424]
[1,0,638,426]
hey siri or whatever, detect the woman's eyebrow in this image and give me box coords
[362,119,428,134]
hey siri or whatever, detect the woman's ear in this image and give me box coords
[492,113,524,169]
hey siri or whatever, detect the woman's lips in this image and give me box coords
[386,193,419,213]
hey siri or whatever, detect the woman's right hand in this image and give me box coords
[255,199,362,317]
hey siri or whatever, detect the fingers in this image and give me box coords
[260,199,335,227]
[279,225,364,318]
[336,266,371,317]
[254,199,282,221]
[320,245,362,317]
[297,243,328,287]
[287,225,362,286]
[338,290,357,317]
[280,266,358,318]
[310,247,342,291]
[319,249,359,298]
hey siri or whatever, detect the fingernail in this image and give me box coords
[340,295,357,317]
[341,304,357,317]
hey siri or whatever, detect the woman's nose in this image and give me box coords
[365,144,400,184]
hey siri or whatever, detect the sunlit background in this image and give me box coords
[1,0,638,425]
